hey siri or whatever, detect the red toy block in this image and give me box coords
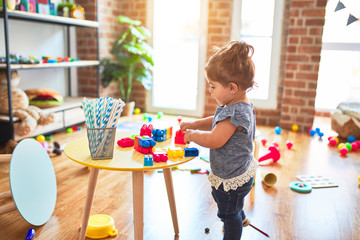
[117,137,134,148]
[134,136,154,154]
[175,130,186,145]
[140,124,153,137]
[152,151,168,162]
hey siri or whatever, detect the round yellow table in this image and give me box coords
[64,132,196,240]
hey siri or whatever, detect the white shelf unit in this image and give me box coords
[0,7,99,143]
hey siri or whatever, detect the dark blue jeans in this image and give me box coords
[211,177,254,240]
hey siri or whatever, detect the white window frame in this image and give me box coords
[145,0,208,117]
[231,0,284,109]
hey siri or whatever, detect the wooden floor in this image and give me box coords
[0,115,359,240]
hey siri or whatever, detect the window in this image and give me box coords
[316,0,360,111]
[231,0,284,109]
[146,0,208,117]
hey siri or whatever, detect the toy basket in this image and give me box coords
[87,127,116,160]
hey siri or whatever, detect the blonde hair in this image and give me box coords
[205,41,255,90]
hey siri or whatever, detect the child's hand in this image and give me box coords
[180,121,194,132]
[184,129,194,144]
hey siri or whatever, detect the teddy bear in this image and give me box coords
[0,70,54,136]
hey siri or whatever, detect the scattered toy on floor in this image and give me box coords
[258,145,280,163]
[274,126,282,135]
[291,124,299,132]
[289,181,312,193]
[25,228,35,240]
[286,140,293,150]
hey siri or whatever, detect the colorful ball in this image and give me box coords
[339,147,348,156]
[36,135,45,142]
[66,128,73,133]
[274,126,282,135]
[291,124,299,132]
[157,112,164,119]
[338,143,346,151]
[309,129,316,136]
[286,140,293,149]
[261,138,267,146]
[345,142,352,151]
[347,135,356,143]
[143,113,149,120]
[329,139,337,146]
[351,142,358,151]
[358,176,360,182]
[134,108,141,114]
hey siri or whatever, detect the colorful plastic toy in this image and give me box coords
[309,128,316,136]
[25,228,35,240]
[134,136,156,154]
[261,138,267,146]
[36,135,45,142]
[274,126,282,135]
[117,138,134,148]
[143,113,149,120]
[328,137,338,146]
[347,135,355,143]
[152,151,168,162]
[175,130,186,145]
[134,108,141,114]
[338,143,346,150]
[351,142,358,151]
[140,124,153,137]
[340,147,348,156]
[177,116,182,124]
[184,147,199,157]
[289,182,312,193]
[258,145,280,163]
[272,141,279,147]
[286,140,293,150]
[165,147,185,158]
[85,214,118,239]
[157,112,164,119]
[144,155,154,166]
[345,142,352,151]
[291,124,299,132]
[152,127,172,142]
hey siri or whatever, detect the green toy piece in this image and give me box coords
[289,181,312,193]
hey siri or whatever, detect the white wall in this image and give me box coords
[0,19,76,97]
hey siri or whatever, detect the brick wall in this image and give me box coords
[76,0,147,110]
[77,0,326,131]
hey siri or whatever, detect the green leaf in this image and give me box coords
[117,15,141,26]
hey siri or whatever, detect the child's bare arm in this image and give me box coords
[184,117,236,149]
[180,116,214,132]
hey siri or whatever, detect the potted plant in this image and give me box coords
[100,15,154,115]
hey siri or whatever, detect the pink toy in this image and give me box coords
[286,140,293,150]
[356,140,360,148]
[117,138,134,148]
[328,139,337,146]
[175,130,186,145]
[152,151,168,162]
[258,145,280,163]
[351,142,358,151]
[177,116,182,124]
[339,147,348,156]
[272,141,279,147]
[140,124,153,137]
[261,138,267,146]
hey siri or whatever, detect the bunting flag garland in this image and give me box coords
[347,14,358,26]
[334,1,359,26]
[335,1,345,11]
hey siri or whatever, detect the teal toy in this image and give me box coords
[289,182,312,193]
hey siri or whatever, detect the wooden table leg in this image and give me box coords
[132,171,144,240]
[163,168,179,235]
[79,167,100,240]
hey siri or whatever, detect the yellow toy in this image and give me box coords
[291,124,299,132]
[86,214,118,239]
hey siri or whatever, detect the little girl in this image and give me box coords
[180,41,257,240]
